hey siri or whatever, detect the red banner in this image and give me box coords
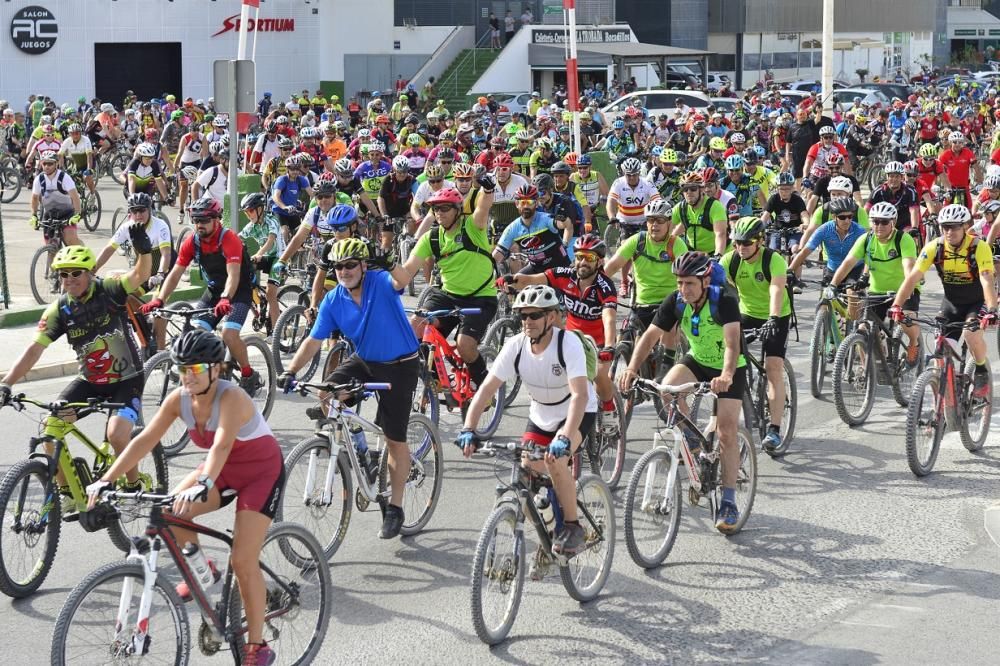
[243,0,260,7]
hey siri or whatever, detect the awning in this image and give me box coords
[833,39,884,50]
[529,44,611,68]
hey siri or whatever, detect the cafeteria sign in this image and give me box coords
[532,28,631,45]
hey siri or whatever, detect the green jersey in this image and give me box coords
[653,291,746,371]
[849,229,917,294]
[671,197,727,254]
[720,249,792,320]
[412,216,496,298]
[617,232,688,305]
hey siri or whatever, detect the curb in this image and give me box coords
[16,360,80,383]
[0,285,208,329]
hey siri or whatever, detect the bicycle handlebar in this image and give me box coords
[479,439,557,461]
[408,307,482,320]
[9,395,128,416]
[99,490,174,506]
[294,380,391,397]
[630,378,711,397]
[903,315,981,332]
[151,307,214,319]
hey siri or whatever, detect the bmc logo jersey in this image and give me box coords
[544,267,617,346]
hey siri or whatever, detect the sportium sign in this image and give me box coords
[212,15,295,37]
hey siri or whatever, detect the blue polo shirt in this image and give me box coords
[310,270,418,362]
[806,220,866,271]
[271,174,310,214]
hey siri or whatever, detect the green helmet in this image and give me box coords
[732,216,766,242]
[51,245,96,272]
[325,238,369,264]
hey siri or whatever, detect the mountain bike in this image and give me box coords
[0,395,168,598]
[29,212,72,305]
[390,216,419,296]
[277,380,442,560]
[903,315,992,476]
[0,153,22,203]
[610,301,672,426]
[832,293,923,426]
[66,169,102,231]
[807,279,858,398]
[141,306,276,456]
[51,490,331,665]
[469,439,615,645]
[623,379,757,569]
[740,327,797,456]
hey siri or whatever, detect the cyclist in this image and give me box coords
[720,217,792,453]
[617,251,748,533]
[720,154,766,218]
[760,171,808,256]
[333,157,380,217]
[270,155,313,243]
[867,161,921,232]
[29,150,83,247]
[1,228,152,511]
[671,171,729,257]
[801,176,870,247]
[529,137,559,178]
[789,197,867,285]
[126,141,170,202]
[534,172,585,238]
[237,193,284,331]
[937,131,982,209]
[278,238,421,540]
[86,329,283,666]
[139,197,263,396]
[806,151,861,215]
[829,201,922,365]
[377,155,416,252]
[57,123,97,195]
[173,122,207,220]
[646,148,682,202]
[457,285,597,556]
[914,142,949,216]
[890,204,997,397]
[570,153,609,219]
[494,184,574,274]
[509,234,620,434]
[550,161,591,231]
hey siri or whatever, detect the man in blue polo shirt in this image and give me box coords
[788,196,866,285]
[277,237,418,540]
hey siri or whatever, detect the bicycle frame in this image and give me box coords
[927,325,968,430]
[419,312,478,409]
[305,404,387,506]
[641,385,719,498]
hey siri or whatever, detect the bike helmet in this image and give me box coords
[407,134,422,146]
[828,176,854,194]
[276,115,289,124]
[620,157,642,175]
[67,123,82,133]
[563,152,579,166]
[948,131,966,143]
[181,165,200,182]
[300,127,318,139]
[334,158,354,175]
[985,174,1000,190]
[170,329,226,366]
[672,251,713,278]
[512,284,561,311]
[550,161,572,175]
[451,162,476,178]
[729,132,746,144]
[136,142,157,157]
[515,129,532,141]
[209,140,227,156]
[657,149,678,165]
[323,204,358,230]
[732,216,766,242]
[918,143,939,158]
[189,196,223,219]
[325,237,370,264]
[724,154,745,170]
[741,148,759,164]
[423,163,445,180]
[493,152,514,168]
[368,140,385,154]
[573,233,607,258]
[576,154,592,166]
[515,184,539,200]
[818,125,836,137]
[436,147,456,161]
[982,200,1000,216]
[903,160,919,175]
[536,138,553,151]
[127,192,153,210]
[39,150,58,163]
[532,173,555,192]
[868,201,898,220]
[826,197,858,215]
[240,192,268,211]
[284,156,300,169]
[357,128,371,140]
[392,155,411,172]
[938,203,972,226]
[144,128,158,140]
[612,119,625,130]
[680,172,704,187]
[826,151,845,166]
[644,199,673,219]
[776,171,795,186]
[313,179,337,196]
[213,116,227,128]
[426,187,465,207]
[375,114,389,125]
[51,245,96,272]
[884,161,905,174]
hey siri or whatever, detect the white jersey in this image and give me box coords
[413,180,457,207]
[490,328,597,431]
[608,176,660,225]
[195,165,228,203]
[58,136,93,163]
[491,173,529,203]
[253,133,282,164]
[32,169,76,211]
[178,133,205,165]
[110,215,172,251]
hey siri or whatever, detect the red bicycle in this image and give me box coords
[412,307,507,437]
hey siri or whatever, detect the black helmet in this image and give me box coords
[826,197,858,215]
[550,161,572,175]
[188,196,223,219]
[170,329,225,366]
[240,192,267,210]
[672,251,713,278]
[126,192,153,210]
[532,173,555,192]
[314,179,337,196]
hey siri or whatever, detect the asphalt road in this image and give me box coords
[2,278,1000,664]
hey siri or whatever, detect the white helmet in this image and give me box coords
[818,125,836,136]
[828,176,854,194]
[644,199,673,218]
[883,161,905,175]
[357,128,371,139]
[392,155,410,171]
[368,140,385,153]
[985,174,1000,190]
[100,103,114,113]
[620,157,642,175]
[512,285,561,311]
[938,203,971,225]
[948,131,966,143]
[868,201,898,220]
[334,158,354,175]
[181,165,200,182]
[136,142,157,157]
[213,116,227,128]
[729,132,746,144]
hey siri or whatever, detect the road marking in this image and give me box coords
[872,603,925,612]
[837,619,895,628]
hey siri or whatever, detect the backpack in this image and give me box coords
[726,249,800,341]
[204,165,222,190]
[674,284,724,325]
[680,197,725,249]
[428,217,497,296]
[513,328,598,405]
[631,231,677,263]
[933,236,982,279]
[37,170,69,197]
[863,229,903,264]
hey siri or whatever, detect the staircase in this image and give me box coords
[435,48,503,113]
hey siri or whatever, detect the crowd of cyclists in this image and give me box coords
[1,74,1000,657]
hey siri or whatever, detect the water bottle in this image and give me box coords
[182,542,214,589]
[534,491,555,532]
[349,425,368,455]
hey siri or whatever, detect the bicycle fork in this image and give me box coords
[116,540,162,657]
[303,438,342,507]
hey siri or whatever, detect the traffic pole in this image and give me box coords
[229,0,256,230]
[564,0,581,154]
[822,0,834,112]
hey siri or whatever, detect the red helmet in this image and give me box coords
[700,167,719,183]
[515,184,539,200]
[144,128,158,140]
[573,233,607,258]
[826,151,845,166]
[493,152,514,168]
[625,106,641,118]
[563,151,579,165]
[426,187,464,207]
[376,114,389,124]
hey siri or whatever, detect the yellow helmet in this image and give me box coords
[51,245,96,272]
[325,238,369,264]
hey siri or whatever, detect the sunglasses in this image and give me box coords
[428,178,443,184]
[871,218,895,226]
[192,217,217,225]
[734,239,758,247]
[575,251,600,262]
[518,310,547,321]
[58,269,85,279]
[128,206,150,213]
[177,363,212,376]
[316,194,334,200]
[333,260,361,271]
[682,186,701,193]
[835,214,853,220]
[455,176,473,181]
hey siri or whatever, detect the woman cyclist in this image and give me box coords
[87,329,284,666]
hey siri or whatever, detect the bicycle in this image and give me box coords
[0,151,22,203]
[807,279,858,398]
[832,293,923,426]
[142,306,276,456]
[622,379,757,569]
[469,439,615,645]
[0,395,168,598]
[904,315,992,476]
[739,327,797,456]
[609,300,673,426]
[277,380,442,559]
[66,166,102,231]
[29,212,72,305]
[51,490,331,665]
[389,216,418,296]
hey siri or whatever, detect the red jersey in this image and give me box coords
[914,159,944,198]
[176,226,245,267]
[544,267,617,346]
[918,118,940,141]
[938,147,976,189]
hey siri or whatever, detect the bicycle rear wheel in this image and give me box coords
[105,437,170,553]
[960,359,992,452]
[711,427,757,535]
[560,474,615,602]
[832,332,875,426]
[472,346,507,438]
[81,189,102,231]
[905,366,945,476]
[761,358,797,457]
[377,413,443,535]
[142,350,189,456]
[610,342,635,428]
[809,306,832,398]
[891,325,922,407]
[470,501,525,646]
[227,522,332,665]
[0,459,61,598]
[0,165,22,203]
[623,447,681,569]
[51,561,190,666]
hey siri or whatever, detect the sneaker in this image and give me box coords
[715,501,740,534]
[973,369,991,399]
[379,504,405,539]
[242,642,276,666]
[792,284,803,295]
[305,405,326,421]
[762,429,782,454]
[175,559,221,602]
[528,545,549,581]
[551,522,585,556]
[599,410,619,437]
[239,370,263,397]
[906,343,920,368]
[60,493,77,516]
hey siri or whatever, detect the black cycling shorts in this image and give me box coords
[939,298,984,341]
[677,355,748,401]
[742,314,791,359]
[194,289,253,332]
[523,412,598,464]
[325,353,420,442]
[275,209,302,232]
[871,291,920,323]
[420,288,498,341]
[59,374,144,424]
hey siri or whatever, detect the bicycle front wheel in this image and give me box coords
[227,522,332,665]
[761,358,797,457]
[623,446,681,569]
[472,346,506,438]
[712,427,757,535]
[142,350,188,456]
[81,189,102,231]
[0,165,22,203]
[105,437,170,554]
[610,342,635,428]
[470,501,525,646]
[832,332,875,426]
[905,366,945,476]
[51,560,190,666]
[960,359,992,452]
[560,474,615,602]
[588,390,627,490]
[243,335,277,418]
[0,458,61,598]
[271,304,319,380]
[809,305,833,398]
[377,413,443,535]
[30,243,61,305]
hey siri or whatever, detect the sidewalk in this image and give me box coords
[0,321,79,383]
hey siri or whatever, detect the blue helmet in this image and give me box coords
[753,145,766,158]
[320,204,358,233]
[372,90,381,97]
[576,153,592,166]
[612,118,625,129]
[264,92,272,98]
[724,154,745,170]
[651,145,663,158]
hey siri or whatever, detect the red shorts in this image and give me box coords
[197,436,284,518]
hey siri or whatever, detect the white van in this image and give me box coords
[601,89,711,122]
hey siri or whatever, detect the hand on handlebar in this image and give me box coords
[617,366,638,394]
[546,435,571,460]
[139,298,164,316]
[980,308,999,329]
[85,480,112,510]
[0,383,11,408]
[888,304,906,322]
[455,429,481,458]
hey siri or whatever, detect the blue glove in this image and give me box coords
[277,372,297,394]
[548,435,571,458]
[455,429,479,452]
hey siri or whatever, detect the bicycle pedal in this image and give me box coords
[354,489,370,512]
[687,486,701,506]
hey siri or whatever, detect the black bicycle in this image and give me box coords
[609,301,673,426]
[29,212,72,305]
[739,327,797,457]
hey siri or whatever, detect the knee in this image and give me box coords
[222,328,240,345]
[230,548,259,580]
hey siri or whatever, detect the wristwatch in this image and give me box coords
[196,474,215,490]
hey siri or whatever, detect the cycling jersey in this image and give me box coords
[746,165,775,207]
[916,234,993,304]
[401,148,429,173]
[509,147,532,173]
[544,267,618,346]
[849,229,917,294]
[571,170,602,207]
[379,173,416,218]
[810,205,870,230]
[294,142,325,166]
[608,177,660,225]
[159,122,184,156]
[867,183,920,228]
[58,136,93,169]
[496,212,572,271]
[652,291,746,372]
[126,158,162,190]
[35,276,144,384]
[412,216,497,297]
[938,147,976,189]
[271,174,310,215]
[720,175,759,217]
[237,213,285,259]
[539,191,584,237]
[353,159,391,198]
[646,166,681,200]
[492,173,530,203]
[110,215,171,253]
[764,192,807,229]
[672,196,727,254]
[32,169,76,212]
[805,219,867,271]
[176,225,255,297]
[528,149,558,175]
[178,132,204,165]
[719,249,791,320]
[617,232,689,305]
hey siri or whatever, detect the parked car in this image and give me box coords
[709,97,744,115]
[703,74,732,93]
[776,89,813,106]
[785,79,849,92]
[490,92,532,119]
[830,88,891,112]
[661,71,701,89]
[855,82,912,102]
[601,89,711,122]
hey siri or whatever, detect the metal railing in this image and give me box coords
[438,31,494,99]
